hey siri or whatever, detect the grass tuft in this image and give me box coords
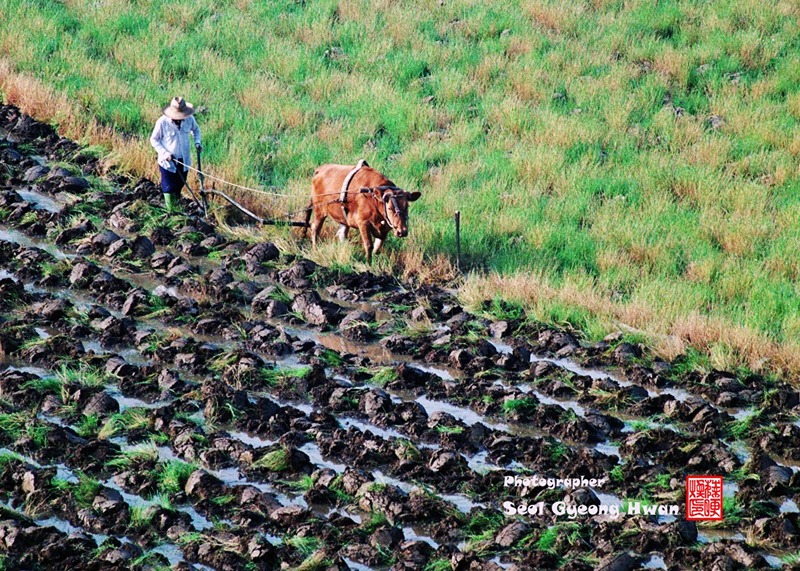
[252,448,292,472]
[156,460,198,495]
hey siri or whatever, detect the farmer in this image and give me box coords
[149,96,202,212]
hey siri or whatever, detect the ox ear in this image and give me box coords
[407,191,421,202]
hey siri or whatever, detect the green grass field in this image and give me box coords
[3,0,800,374]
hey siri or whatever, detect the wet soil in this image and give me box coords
[1,105,799,570]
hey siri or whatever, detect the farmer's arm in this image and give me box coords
[149,119,172,165]
[190,116,201,149]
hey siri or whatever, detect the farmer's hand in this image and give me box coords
[165,154,174,163]
[196,144,202,153]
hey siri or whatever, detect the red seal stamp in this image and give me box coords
[685,475,723,521]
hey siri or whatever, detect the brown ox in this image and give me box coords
[303,162,420,263]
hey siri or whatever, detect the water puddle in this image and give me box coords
[762,554,785,568]
[697,529,745,543]
[0,447,39,467]
[343,559,377,571]
[0,226,74,260]
[4,364,51,377]
[726,440,751,464]
[284,325,459,381]
[488,341,696,403]
[487,340,514,354]
[440,492,484,513]
[490,556,513,570]
[372,470,483,513]
[402,527,440,549]
[227,431,275,449]
[642,554,667,569]
[82,340,106,354]
[152,284,190,301]
[150,542,186,566]
[37,515,108,545]
[731,408,755,421]
[516,383,587,417]
[102,476,214,531]
[81,343,150,370]
[105,385,169,411]
[414,364,455,381]
[39,413,68,428]
[467,450,503,473]
[593,491,623,509]
[33,327,51,339]
[102,478,156,511]
[117,347,151,366]
[16,189,64,213]
[414,395,507,432]
[283,399,314,415]
[0,497,108,546]
[528,352,619,382]
[659,388,692,402]
[202,463,302,508]
[175,505,215,531]
[299,442,348,473]
[55,464,79,483]
[593,442,620,458]
[339,417,438,449]
[324,506,363,524]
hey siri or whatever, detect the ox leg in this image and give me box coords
[310,212,326,247]
[373,228,390,256]
[302,201,313,240]
[358,223,373,264]
[336,224,349,242]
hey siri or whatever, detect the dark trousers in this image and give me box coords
[159,164,188,194]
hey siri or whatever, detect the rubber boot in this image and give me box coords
[163,192,179,212]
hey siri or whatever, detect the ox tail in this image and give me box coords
[301,200,313,240]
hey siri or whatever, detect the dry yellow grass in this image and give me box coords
[0,59,154,178]
[461,271,800,374]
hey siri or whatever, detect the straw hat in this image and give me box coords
[162,96,195,120]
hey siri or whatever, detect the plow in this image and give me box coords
[175,149,311,228]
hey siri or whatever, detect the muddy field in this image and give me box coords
[0,104,798,570]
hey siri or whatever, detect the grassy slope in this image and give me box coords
[2,0,800,374]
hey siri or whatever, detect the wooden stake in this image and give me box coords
[455,210,461,271]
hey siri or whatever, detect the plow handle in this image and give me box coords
[196,147,208,217]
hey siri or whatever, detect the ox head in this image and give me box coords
[377,187,421,237]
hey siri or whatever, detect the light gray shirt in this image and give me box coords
[150,115,201,172]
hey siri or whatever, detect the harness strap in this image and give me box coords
[362,189,402,230]
[383,195,403,230]
[340,159,368,219]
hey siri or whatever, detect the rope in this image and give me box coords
[173,159,291,197]
[283,198,343,219]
